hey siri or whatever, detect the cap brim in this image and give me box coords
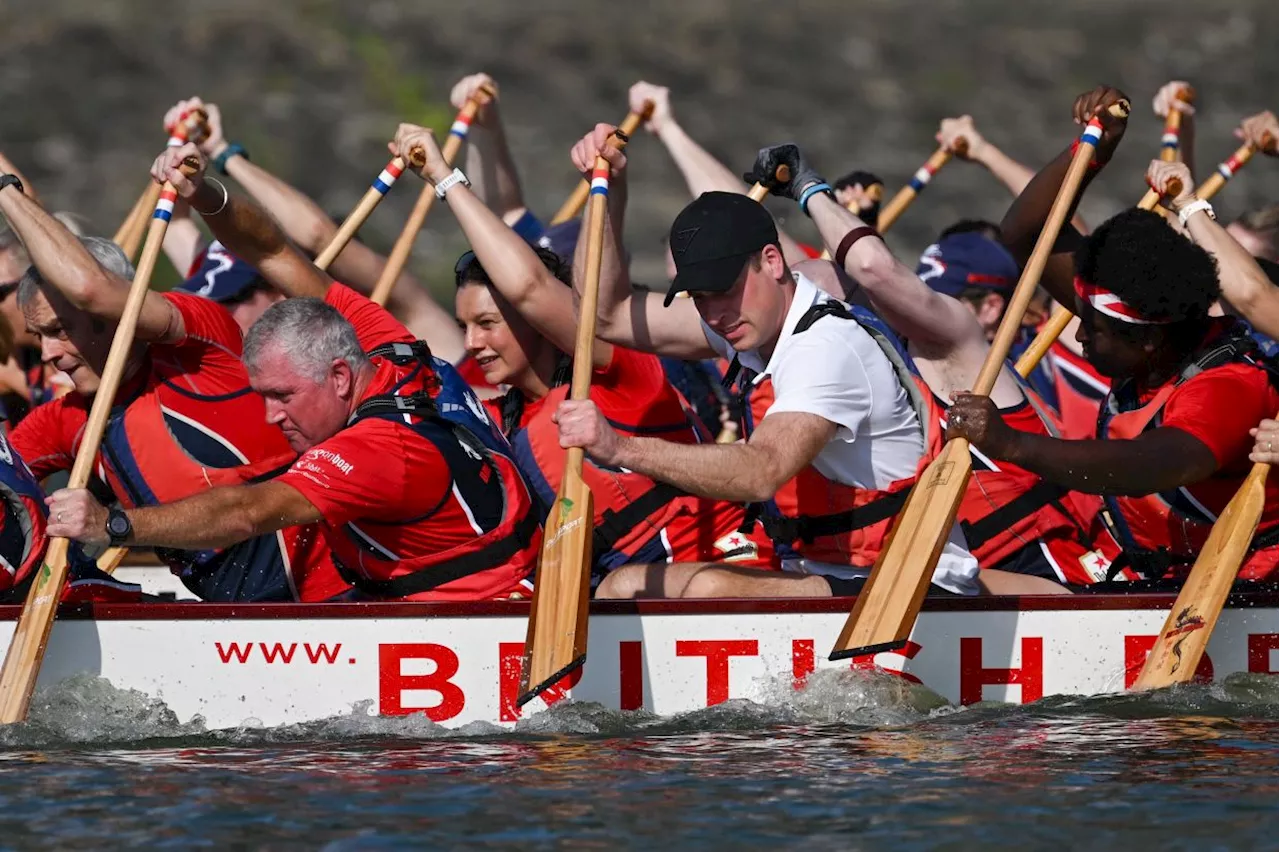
[664,253,751,307]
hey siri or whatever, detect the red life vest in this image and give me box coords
[496,350,764,571]
[1048,338,1110,439]
[328,343,541,599]
[945,386,1119,584]
[1098,326,1278,579]
[731,302,945,567]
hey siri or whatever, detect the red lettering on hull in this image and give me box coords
[378,643,466,721]
[676,640,759,706]
[960,637,1044,704]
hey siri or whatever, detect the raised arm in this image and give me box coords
[0,175,180,342]
[567,124,715,360]
[1152,80,1196,180]
[0,151,39,204]
[391,123,610,366]
[937,115,1089,233]
[153,143,333,300]
[1148,159,1278,339]
[631,82,810,266]
[1000,85,1130,308]
[453,74,529,226]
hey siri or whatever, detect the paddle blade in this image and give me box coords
[830,439,974,661]
[518,467,595,707]
[1132,462,1271,691]
[0,538,73,723]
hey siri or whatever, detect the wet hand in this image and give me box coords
[389,124,449,183]
[570,123,627,179]
[629,81,671,134]
[150,143,207,199]
[743,143,824,202]
[937,115,986,161]
[450,73,499,124]
[946,392,1013,455]
[1144,160,1195,211]
[554,399,624,465]
[1249,418,1278,465]
[46,488,109,546]
[1071,85,1130,163]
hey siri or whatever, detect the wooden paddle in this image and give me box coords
[1159,85,1195,163]
[831,107,1126,662]
[1015,177,1182,379]
[518,134,630,707]
[875,140,967,234]
[114,109,209,262]
[313,150,422,272]
[0,157,200,723]
[1132,450,1274,690]
[1193,134,1274,200]
[369,86,495,307]
[548,102,654,226]
[96,546,128,575]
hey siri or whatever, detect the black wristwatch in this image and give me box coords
[106,508,133,546]
[0,174,24,195]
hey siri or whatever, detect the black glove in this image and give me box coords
[743,143,825,202]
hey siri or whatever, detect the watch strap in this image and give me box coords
[213,143,248,175]
[1177,198,1215,226]
[0,174,24,195]
[434,168,470,200]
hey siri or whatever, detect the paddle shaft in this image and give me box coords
[0,162,197,723]
[831,113,1119,661]
[1159,86,1194,163]
[1194,141,1259,201]
[114,110,208,261]
[369,90,493,306]
[314,155,415,271]
[876,141,965,234]
[1015,178,1181,378]
[548,103,653,226]
[517,147,621,706]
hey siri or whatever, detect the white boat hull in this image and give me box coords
[4,590,1276,730]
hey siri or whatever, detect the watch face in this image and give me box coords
[108,514,130,536]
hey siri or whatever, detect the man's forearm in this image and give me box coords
[615,436,780,503]
[1000,431,1212,496]
[225,156,338,255]
[0,187,121,313]
[125,485,276,551]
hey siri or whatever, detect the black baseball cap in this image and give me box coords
[663,191,778,306]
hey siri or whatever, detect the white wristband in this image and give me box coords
[434,168,471,200]
[1177,198,1215,226]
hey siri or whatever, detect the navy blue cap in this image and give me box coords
[178,241,265,303]
[915,232,1019,298]
[534,218,582,263]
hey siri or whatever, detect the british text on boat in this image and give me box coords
[4,585,1277,730]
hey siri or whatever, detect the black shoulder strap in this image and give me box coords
[368,339,434,365]
[794,300,855,334]
[591,483,685,557]
[332,509,540,598]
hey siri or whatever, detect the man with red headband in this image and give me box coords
[948,85,1278,581]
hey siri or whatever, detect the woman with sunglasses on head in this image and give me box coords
[390,124,780,593]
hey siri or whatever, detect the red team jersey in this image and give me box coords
[486,345,777,571]
[11,292,343,602]
[276,285,538,601]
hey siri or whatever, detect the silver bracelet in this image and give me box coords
[195,177,230,216]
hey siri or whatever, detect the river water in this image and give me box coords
[0,671,1274,849]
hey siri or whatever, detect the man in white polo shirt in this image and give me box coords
[554,124,981,597]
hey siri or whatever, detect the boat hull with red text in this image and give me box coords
[3,589,1276,730]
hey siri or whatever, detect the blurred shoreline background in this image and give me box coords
[1,0,1276,294]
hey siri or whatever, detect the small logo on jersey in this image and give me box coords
[1077,549,1112,582]
[714,531,758,562]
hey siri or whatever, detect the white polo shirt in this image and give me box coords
[701,273,980,595]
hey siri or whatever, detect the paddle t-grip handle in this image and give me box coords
[745,164,790,203]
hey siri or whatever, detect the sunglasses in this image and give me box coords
[0,280,20,301]
[454,251,478,287]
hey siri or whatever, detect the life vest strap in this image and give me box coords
[959,480,1071,549]
[759,487,910,545]
[591,482,685,558]
[332,508,540,598]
